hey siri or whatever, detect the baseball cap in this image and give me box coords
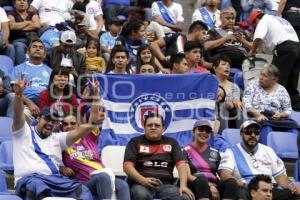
[248,10,262,26]
[240,120,261,130]
[193,119,213,130]
[40,107,61,121]
[60,30,77,45]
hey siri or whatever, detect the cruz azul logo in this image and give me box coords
[128,94,172,133]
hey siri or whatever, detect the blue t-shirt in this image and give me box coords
[11,61,52,103]
[99,31,118,50]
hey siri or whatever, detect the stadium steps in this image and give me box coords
[176,0,194,32]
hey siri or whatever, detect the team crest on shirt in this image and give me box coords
[128,94,172,133]
[139,145,150,153]
[163,145,172,152]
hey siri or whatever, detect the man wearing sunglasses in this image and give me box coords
[219,120,300,200]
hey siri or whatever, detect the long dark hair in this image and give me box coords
[136,45,159,73]
[121,20,144,38]
[106,45,131,73]
[47,68,72,103]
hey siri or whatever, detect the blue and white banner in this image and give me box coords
[97,74,218,149]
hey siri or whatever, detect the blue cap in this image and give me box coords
[193,119,213,130]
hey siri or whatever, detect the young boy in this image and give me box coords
[169,53,189,74]
[100,17,123,62]
[184,41,208,73]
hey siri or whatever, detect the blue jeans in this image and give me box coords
[131,183,190,200]
[0,44,15,64]
[84,172,130,200]
[0,92,15,117]
[12,38,27,65]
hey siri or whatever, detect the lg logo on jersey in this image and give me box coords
[143,161,168,168]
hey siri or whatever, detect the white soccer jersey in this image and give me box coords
[0,7,9,31]
[219,143,286,183]
[13,123,68,185]
[31,0,74,26]
[191,7,221,28]
[254,14,299,51]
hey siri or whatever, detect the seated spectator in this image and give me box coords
[192,0,221,29]
[213,55,243,129]
[38,68,78,116]
[183,119,238,200]
[169,53,189,74]
[150,20,208,65]
[123,113,194,200]
[117,20,148,70]
[60,113,131,200]
[106,45,132,74]
[215,85,226,133]
[136,63,157,74]
[72,1,98,46]
[0,6,15,62]
[12,74,103,199]
[11,38,51,104]
[103,0,133,24]
[85,38,106,73]
[218,120,300,200]
[0,69,14,117]
[184,41,208,73]
[204,7,252,68]
[45,30,85,76]
[7,0,40,65]
[100,17,122,63]
[29,0,73,29]
[151,0,184,34]
[243,65,292,121]
[136,44,165,73]
[248,174,272,200]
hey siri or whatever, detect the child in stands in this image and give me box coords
[85,39,106,73]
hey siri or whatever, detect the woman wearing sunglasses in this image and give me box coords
[183,119,238,200]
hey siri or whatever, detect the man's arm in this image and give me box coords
[219,169,246,187]
[275,173,300,195]
[12,73,26,132]
[249,38,263,56]
[1,22,10,47]
[153,15,184,32]
[150,38,167,61]
[176,162,195,199]
[204,34,237,50]
[23,15,41,31]
[66,79,104,146]
[277,0,287,16]
[94,15,104,36]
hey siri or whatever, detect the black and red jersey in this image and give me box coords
[124,135,185,184]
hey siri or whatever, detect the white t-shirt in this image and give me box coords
[192,7,221,28]
[0,7,9,31]
[151,1,184,34]
[86,0,103,30]
[254,14,299,51]
[13,123,68,184]
[219,143,286,184]
[31,0,74,26]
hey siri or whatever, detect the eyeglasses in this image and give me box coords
[250,153,258,168]
[63,121,77,126]
[243,129,260,136]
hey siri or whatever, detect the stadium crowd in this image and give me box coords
[1,0,300,199]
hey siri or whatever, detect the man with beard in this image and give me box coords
[11,73,104,199]
[218,120,300,200]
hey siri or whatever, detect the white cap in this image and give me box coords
[240,120,261,130]
[60,30,76,45]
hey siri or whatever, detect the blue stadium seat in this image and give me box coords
[0,117,13,143]
[230,68,241,77]
[233,71,244,90]
[221,129,241,147]
[291,111,300,126]
[267,131,298,160]
[0,55,14,76]
[0,140,13,171]
[0,169,22,200]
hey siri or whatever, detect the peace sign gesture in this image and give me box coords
[13,73,27,97]
[88,75,100,98]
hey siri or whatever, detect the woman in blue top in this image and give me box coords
[116,19,148,71]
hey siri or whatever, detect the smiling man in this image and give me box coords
[123,113,194,200]
[218,120,300,200]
